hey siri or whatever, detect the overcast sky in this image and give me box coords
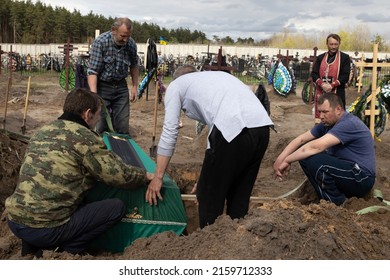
[30,0,390,41]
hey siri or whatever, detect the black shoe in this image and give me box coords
[21,240,43,258]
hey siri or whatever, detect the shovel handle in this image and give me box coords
[152,81,159,137]
[3,72,12,129]
[23,76,32,119]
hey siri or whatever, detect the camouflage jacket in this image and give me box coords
[5,118,148,228]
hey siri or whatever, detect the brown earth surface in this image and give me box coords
[1,72,390,260]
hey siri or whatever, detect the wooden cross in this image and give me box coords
[58,37,78,92]
[276,50,294,67]
[202,46,236,72]
[201,44,217,61]
[2,46,14,130]
[355,43,390,138]
[305,47,320,104]
[309,47,318,62]
[355,54,367,93]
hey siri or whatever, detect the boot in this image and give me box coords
[21,240,43,258]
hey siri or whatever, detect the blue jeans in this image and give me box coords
[97,79,130,134]
[8,199,125,254]
[299,153,375,205]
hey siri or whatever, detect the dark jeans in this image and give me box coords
[299,153,375,205]
[97,79,130,134]
[8,198,125,254]
[197,126,270,228]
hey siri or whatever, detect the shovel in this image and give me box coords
[2,71,12,130]
[149,80,159,158]
[21,76,31,134]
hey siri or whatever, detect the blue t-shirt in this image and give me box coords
[311,112,376,176]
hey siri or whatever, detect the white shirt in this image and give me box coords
[157,71,273,157]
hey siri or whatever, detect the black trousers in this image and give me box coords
[8,198,125,254]
[197,126,270,228]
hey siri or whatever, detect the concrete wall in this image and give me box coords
[1,43,389,60]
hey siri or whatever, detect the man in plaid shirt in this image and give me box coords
[87,17,139,134]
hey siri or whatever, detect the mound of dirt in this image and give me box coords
[120,200,390,260]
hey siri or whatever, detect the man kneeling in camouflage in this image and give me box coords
[5,88,153,257]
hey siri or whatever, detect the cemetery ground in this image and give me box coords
[1,72,390,260]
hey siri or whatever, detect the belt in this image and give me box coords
[99,79,126,86]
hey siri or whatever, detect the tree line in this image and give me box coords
[0,0,209,45]
[0,0,388,52]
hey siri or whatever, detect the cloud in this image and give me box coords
[29,0,390,41]
[357,13,390,23]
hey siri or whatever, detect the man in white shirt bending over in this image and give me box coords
[146,65,273,228]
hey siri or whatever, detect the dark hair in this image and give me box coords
[326,33,341,44]
[112,17,133,32]
[173,64,197,80]
[63,88,102,115]
[318,93,343,109]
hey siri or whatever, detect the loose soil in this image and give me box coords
[1,72,390,260]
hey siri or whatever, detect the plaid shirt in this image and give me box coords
[87,31,138,82]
